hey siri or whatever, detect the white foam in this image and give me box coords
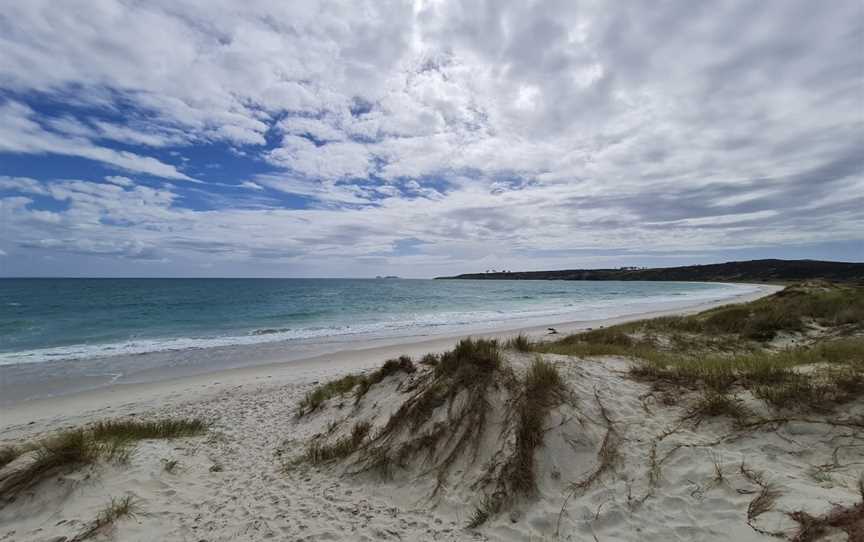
[0,282,756,366]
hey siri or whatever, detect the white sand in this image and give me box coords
[7,283,857,542]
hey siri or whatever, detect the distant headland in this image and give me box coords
[436,259,864,283]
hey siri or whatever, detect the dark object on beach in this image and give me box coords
[547,328,558,335]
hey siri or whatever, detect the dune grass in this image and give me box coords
[90,418,207,442]
[71,495,139,542]
[297,374,367,416]
[503,358,569,494]
[631,337,864,411]
[305,421,372,464]
[537,284,864,361]
[0,429,99,504]
[356,338,507,489]
[630,282,864,341]
[684,390,752,425]
[505,333,532,352]
[531,283,863,417]
[0,418,207,505]
[298,356,417,416]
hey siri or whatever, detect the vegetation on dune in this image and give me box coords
[300,339,574,528]
[90,418,207,441]
[631,337,864,412]
[305,421,372,464]
[538,283,863,359]
[532,283,864,415]
[505,333,532,352]
[503,358,570,494]
[0,418,206,506]
[70,495,139,542]
[297,356,417,416]
[297,374,367,416]
[356,338,506,488]
[291,282,864,533]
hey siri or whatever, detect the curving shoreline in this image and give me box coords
[0,283,780,433]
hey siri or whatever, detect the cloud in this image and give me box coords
[0,101,197,181]
[0,1,861,276]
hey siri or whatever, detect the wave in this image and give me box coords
[0,283,758,366]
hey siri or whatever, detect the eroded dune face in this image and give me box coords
[290,339,864,541]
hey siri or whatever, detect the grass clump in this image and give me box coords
[501,358,569,495]
[355,356,416,400]
[71,495,138,541]
[90,418,207,441]
[357,338,506,490]
[0,429,98,504]
[685,390,752,425]
[305,421,372,464]
[301,357,418,414]
[436,338,501,379]
[0,418,207,506]
[298,374,366,416]
[505,334,532,352]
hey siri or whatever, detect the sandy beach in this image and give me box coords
[0,283,779,430]
[4,282,863,542]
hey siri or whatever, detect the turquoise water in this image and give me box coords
[0,278,750,366]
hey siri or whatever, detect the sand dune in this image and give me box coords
[2,284,861,541]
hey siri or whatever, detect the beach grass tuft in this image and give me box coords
[71,495,139,541]
[297,374,366,415]
[505,333,532,352]
[305,421,372,464]
[299,356,418,415]
[501,357,569,496]
[90,418,207,442]
[0,418,207,505]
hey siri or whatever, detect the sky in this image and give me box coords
[0,1,862,278]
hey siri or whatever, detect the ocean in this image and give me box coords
[0,278,756,402]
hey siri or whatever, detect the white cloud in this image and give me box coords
[0,102,196,181]
[0,1,861,275]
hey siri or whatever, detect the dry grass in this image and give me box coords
[0,429,98,504]
[505,334,532,352]
[0,418,207,506]
[501,358,569,495]
[789,480,864,542]
[71,495,138,542]
[299,357,418,415]
[630,337,863,412]
[90,418,207,441]
[297,374,366,416]
[683,390,752,425]
[355,356,416,400]
[349,338,515,516]
[535,284,864,364]
[305,421,372,464]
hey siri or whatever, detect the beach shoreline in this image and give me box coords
[0,283,780,435]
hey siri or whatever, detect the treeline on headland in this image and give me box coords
[436,259,864,283]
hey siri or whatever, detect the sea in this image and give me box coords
[0,278,757,403]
